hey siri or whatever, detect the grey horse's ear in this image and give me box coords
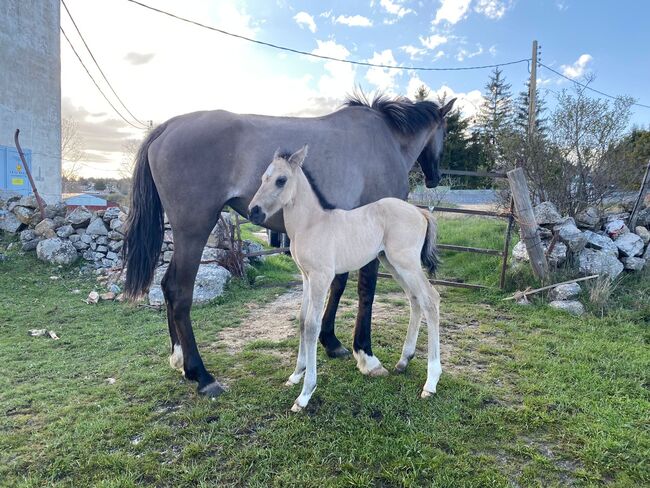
[288,144,309,167]
[440,98,456,117]
[273,147,282,160]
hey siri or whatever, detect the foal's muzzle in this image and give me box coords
[248,205,266,225]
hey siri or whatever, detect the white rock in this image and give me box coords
[583,230,618,257]
[604,220,629,238]
[86,218,109,236]
[549,283,582,301]
[549,300,585,316]
[0,210,24,233]
[614,233,644,257]
[554,218,587,252]
[575,206,600,229]
[578,248,624,279]
[534,201,563,225]
[621,257,646,271]
[148,263,231,306]
[65,206,93,228]
[635,226,650,245]
[36,238,79,265]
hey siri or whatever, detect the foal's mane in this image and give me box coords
[344,90,442,135]
[276,152,336,210]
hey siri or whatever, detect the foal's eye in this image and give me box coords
[276,177,287,188]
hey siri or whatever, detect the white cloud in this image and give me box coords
[294,11,316,33]
[311,40,356,99]
[419,34,448,50]
[379,0,413,18]
[434,50,446,61]
[319,10,333,18]
[365,49,402,92]
[561,54,593,79]
[474,0,512,20]
[433,0,472,25]
[401,45,427,59]
[430,84,483,119]
[334,14,373,27]
[489,45,497,56]
[456,44,483,61]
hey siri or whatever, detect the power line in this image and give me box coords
[60,27,147,130]
[61,0,148,128]
[538,62,650,109]
[125,0,530,72]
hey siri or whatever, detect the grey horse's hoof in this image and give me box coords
[198,381,225,398]
[326,345,351,359]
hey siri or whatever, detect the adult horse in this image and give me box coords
[123,93,455,397]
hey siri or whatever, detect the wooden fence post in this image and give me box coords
[507,167,548,281]
[629,161,650,230]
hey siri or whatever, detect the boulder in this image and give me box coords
[36,238,78,265]
[52,216,66,229]
[34,219,56,238]
[148,263,231,306]
[56,224,75,238]
[109,219,124,232]
[20,229,36,242]
[621,257,646,271]
[549,300,585,316]
[96,245,108,253]
[512,240,529,262]
[18,194,38,209]
[549,283,582,301]
[0,210,24,233]
[604,220,628,238]
[21,239,40,252]
[66,206,92,228]
[86,218,109,236]
[578,248,623,279]
[635,226,650,245]
[614,233,644,257]
[68,234,81,243]
[163,230,174,243]
[554,218,587,252]
[162,250,173,262]
[534,201,563,226]
[12,206,33,224]
[43,202,67,219]
[96,236,109,246]
[583,230,619,257]
[72,240,89,251]
[102,207,121,223]
[108,240,123,252]
[108,230,124,240]
[635,207,650,227]
[575,206,600,229]
[547,242,568,267]
[81,234,93,244]
[201,247,228,263]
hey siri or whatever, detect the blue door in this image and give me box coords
[1,145,32,195]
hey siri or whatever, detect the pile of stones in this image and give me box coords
[1,196,266,305]
[512,200,650,314]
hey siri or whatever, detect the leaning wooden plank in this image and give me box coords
[502,274,600,301]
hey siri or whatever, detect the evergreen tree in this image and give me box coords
[414,84,430,102]
[513,82,547,136]
[474,67,513,169]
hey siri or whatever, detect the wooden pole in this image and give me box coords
[629,160,650,229]
[14,129,46,220]
[499,198,515,289]
[503,274,599,301]
[507,167,548,280]
[528,40,538,139]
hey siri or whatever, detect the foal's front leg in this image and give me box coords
[286,276,309,386]
[291,274,330,412]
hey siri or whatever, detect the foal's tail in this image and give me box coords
[122,123,168,299]
[419,208,439,276]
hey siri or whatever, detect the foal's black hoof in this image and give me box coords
[326,345,351,359]
[198,381,225,398]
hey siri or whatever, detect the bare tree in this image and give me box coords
[61,117,85,190]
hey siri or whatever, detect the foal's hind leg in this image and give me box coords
[378,255,422,373]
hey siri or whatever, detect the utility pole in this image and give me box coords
[527,40,538,139]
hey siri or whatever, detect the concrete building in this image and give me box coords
[0,1,61,203]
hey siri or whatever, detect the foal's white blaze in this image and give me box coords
[169,344,184,371]
[353,350,389,377]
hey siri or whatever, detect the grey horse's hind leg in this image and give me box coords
[161,228,224,397]
[319,273,351,358]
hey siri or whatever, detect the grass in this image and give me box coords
[1,216,649,487]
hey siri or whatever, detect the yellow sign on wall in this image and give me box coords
[11,178,24,186]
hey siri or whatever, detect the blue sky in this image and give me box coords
[60,0,650,177]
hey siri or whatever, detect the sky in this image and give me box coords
[60,0,650,178]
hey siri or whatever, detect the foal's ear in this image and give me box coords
[273,147,282,160]
[288,144,309,168]
[440,98,456,117]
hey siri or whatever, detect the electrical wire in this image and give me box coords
[538,62,650,109]
[125,0,531,72]
[60,27,147,130]
[61,0,148,128]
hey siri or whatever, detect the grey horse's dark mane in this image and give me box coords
[276,152,336,210]
[344,90,442,135]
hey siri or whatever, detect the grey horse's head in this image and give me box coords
[344,93,456,188]
[419,98,456,188]
[248,145,309,225]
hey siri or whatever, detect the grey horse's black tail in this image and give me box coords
[419,209,440,276]
[122,123,167,299]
